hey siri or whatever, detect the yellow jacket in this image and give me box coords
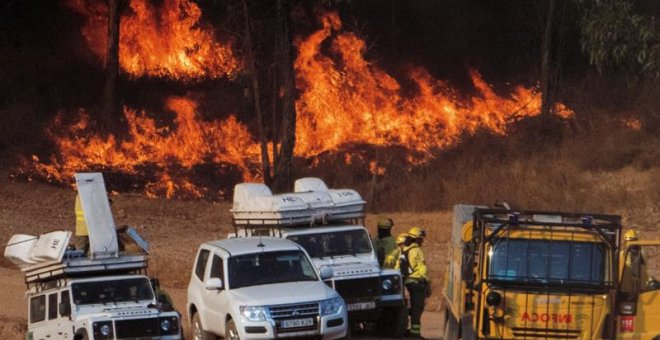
[397,243,428,283]
[383,246,400,269]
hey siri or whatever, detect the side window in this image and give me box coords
[60,291,70,317]
[30,295,46,323]
[195,249,210,281]
[210,255,224,281]
[48,293,58,320]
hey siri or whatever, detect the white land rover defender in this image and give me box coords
[187,237,348,339]
[4,173,182,340]
[231,178,408,337]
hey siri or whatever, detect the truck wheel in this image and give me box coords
[443,310,459,340]
[377,305,408,338]
[192,313,217,340]
[225,319,240,340]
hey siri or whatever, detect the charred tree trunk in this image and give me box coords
[102,0,122,132]
[272,0,296,192]
[540,0,556,118]
[242,0,272,185]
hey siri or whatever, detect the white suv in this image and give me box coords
[187,237,348,339]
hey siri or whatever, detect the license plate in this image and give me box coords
[347,301,376,311]
[281,318,314,328]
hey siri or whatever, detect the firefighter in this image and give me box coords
[401,226,429,338]
[373,217,396,267]
[387,233,408,269]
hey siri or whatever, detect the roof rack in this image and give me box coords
[231,178,366,231]
[23,253,148,284]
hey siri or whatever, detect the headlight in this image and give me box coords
[380,275,401,294]
[382,279,393,290]
[158,316,180,335]
[320,297,343,316]
[92,321,113,339]
[100,324,111,336]
[240,306,267,321]
[160,319,171,331]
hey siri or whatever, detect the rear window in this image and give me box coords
[29,295,46,323]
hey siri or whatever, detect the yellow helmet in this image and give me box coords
[377,217,394,229]
[624,229,640,241]
[396,233,408,245]
[407,226,426,239]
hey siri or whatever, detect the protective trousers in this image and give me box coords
[406,280,427,337]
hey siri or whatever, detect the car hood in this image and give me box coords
[229,281,338,306]
[312,258,380,278]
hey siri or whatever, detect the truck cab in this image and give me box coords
[186,237,348,339]
[28,275,181,340]
[442,205,622,340]
[230,178,407,336]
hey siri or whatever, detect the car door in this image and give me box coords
[28,294,48,340]
[205,252,231,336]
[617,242,660,340]
[54,290,73,339]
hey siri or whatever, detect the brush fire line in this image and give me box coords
[441,204,660,340]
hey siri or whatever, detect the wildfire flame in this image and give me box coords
[33,97,260,199]
[66,0,241,80]
[27,10,575,199]
[294,12,572,159]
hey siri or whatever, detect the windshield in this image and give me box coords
[72,278,154,305]
[228,250,318,289]
[287,229,372,258]
[489,238,606,286]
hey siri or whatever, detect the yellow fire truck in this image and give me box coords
[442,205,660,340]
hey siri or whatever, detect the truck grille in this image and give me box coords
[332,277,380,299]
[511,327,581,339]
[115,317,160,338]
[268,302,319,334]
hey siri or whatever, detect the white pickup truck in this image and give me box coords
[230,178,407,336]
[187,237,348,339]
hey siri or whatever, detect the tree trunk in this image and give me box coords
[540,0,556,117]
[242,0,272,184]
[102,0,122,132]
[272,0,296,192]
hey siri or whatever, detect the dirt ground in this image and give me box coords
[0,175,450,339]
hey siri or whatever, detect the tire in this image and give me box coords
[191,313,217,340]
[377,305,408,338]
[74,329,88,340]
[225,319,240,340]
[443,310,459,340]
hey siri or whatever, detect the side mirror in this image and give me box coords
[319,266,333,280]
[205,277,224,290]
[58,302,71,317]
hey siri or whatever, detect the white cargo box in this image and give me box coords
[4,234,39,267]
[232,178,365,226]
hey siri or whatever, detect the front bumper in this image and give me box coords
[236,312,348,340]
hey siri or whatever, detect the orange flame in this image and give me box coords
[293,12,573,159]
[66,0,241,80]
[33,97,260,198]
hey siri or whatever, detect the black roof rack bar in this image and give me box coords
[474,208,622,229]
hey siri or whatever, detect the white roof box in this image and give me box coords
[232,178,365,227]
[4,231,72,269]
